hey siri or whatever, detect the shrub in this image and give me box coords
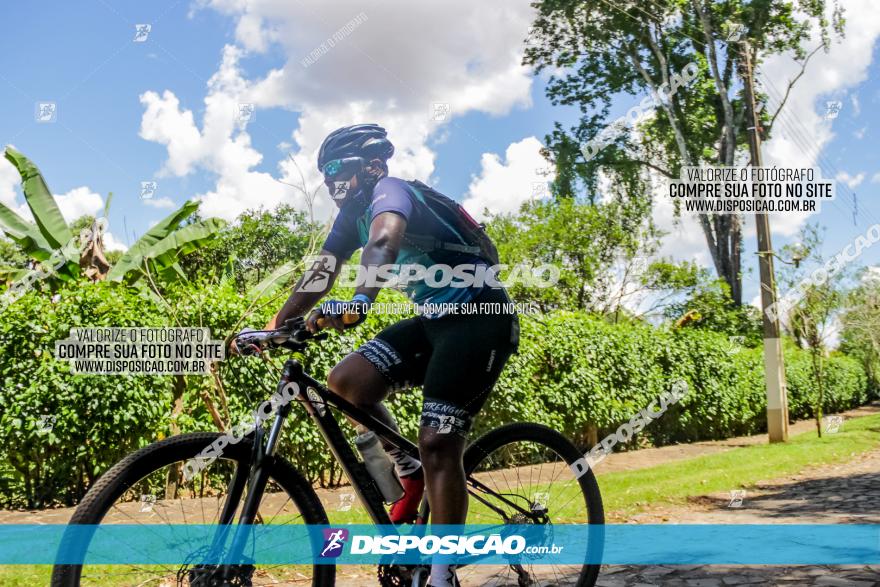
[0,282,170,508]
[0,283,871,507]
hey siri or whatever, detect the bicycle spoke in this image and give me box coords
[461,427,603,587]
[67,447,321,586]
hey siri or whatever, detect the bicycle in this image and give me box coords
[51,316,604,586]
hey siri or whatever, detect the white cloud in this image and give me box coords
[139,1,537,222]
[138,46,291,221]
[211,1,535,116]
[54,187,104,222]
[0,157,19,209]
[462,137,553,220]
[871,172,880,183]
[850,92,861,116]
[651,175,713,267]
[139,90,204,177]
[836,171,866,189]
[760,0,880,237]
[102,232,128,252]
[143,196,176,209]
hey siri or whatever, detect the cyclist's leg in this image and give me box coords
[418,287,519,524]
[418,288,518,586]
[327,315,430,463]
[327,352,400,428]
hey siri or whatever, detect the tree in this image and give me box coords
[487,195,659,314]
[524,0,844,305]
[839,269,880,396]
[777,225,845,436]
[646,260,762,343]
[178,205,320,292]
[0,147,225,288]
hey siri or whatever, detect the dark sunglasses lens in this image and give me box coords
[323,158,363,180]
[323,159,343,177]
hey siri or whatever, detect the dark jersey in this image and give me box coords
[322,177,487,317]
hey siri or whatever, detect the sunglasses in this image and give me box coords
[321,157,364,181]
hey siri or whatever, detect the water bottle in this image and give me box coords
[355,430,404,504]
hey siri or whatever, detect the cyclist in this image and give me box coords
[254,124,519,587]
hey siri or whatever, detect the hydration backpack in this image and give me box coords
[401,180,500,266]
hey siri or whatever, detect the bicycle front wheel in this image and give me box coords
[51,432,335,587]
[462,422,605,587]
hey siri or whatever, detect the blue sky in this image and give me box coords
[0,1,581,240]
[1,0,878,310]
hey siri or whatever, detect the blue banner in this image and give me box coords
[0,524,877,565]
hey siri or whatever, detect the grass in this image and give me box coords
[325,413,880,523]
[597,412,880,517]
[2,413,878,586]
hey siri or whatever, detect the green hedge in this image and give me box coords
[488,312,868,447]
[0,283,171,507]
[0,284,870,508]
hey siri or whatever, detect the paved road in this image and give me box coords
[592,446,880,587]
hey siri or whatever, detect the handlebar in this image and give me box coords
[233,316,327,356]
[233,312,361,356]
[316,313,361,329]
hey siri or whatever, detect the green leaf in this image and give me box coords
[107,200,200,281]
[0,201,54,260]
[3,147,73,250]
[0,265,29,282]
[144,218,226,270]
[157,261,188,283]
[103,192,113,219]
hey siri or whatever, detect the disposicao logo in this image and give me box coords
[350,534,526,555]
[320,528,349,558]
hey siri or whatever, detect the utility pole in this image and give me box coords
[741,41,789,442]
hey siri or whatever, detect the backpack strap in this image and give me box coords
[402,232,482,256]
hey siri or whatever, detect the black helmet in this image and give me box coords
[317,124,394,172]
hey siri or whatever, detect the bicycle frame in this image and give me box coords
[217,357,545,572]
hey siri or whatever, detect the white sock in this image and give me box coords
[386,446,422,477]
[428,563,456,587]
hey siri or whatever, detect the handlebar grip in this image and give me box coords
[317,313,361,328]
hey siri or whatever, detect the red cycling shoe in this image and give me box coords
[389,469,425,524]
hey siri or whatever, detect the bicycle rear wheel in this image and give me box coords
[461,422,604,587]
[51,432,335,587]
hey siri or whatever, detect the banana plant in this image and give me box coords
[0,146,226,287]
[106,201,226,284]
[78,192,113,281]
[0,147,79,281]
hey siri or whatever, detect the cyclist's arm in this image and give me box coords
[357,211,407,301]
[264,249,343,329]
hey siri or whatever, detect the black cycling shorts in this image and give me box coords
[354,286,520,437]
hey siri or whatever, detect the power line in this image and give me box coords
[587,0,878,233]
[759,74,879,229]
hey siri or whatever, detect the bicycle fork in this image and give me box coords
[213,362,299,575]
